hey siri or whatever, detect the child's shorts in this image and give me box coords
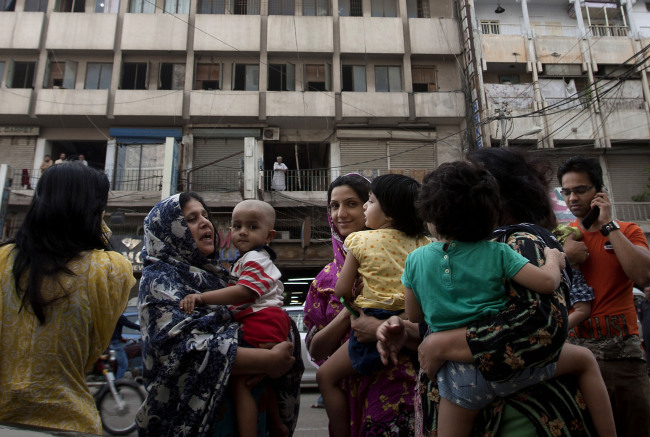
[437,360,557,409]
[349,308,402,375]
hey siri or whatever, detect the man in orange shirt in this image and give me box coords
[559,156,650,437]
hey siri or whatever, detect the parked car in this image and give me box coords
[284,305,318,388]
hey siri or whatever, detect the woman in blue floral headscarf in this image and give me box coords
[136,192,302,437]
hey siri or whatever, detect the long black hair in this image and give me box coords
[467,148,557,231]
[9,163,111,324]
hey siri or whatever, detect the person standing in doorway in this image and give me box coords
[559,155,650,437]
[271,156,288,191]
[55,152,66,164]
[77,154,88,166]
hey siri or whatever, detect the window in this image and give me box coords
[129,0,155,13]
[0,62,5,86]
[338,0,361,16]
[164,0,189,13]
[268,64,295,91]
[45,60,78,89]
[56,0,85,12]
[499,74,520,84]
[268,0,293,15]
[406,0,429,18]
[85,63,113,89]
[95,0,120,13]
[230,0,259,14]
[371,0,395,17]
[197,0,225,13]
[305,64,330,91]
[411,66,435,92]
[303,0,328,16]
[24,0,47,11]
[160,63,185,90]
[342,65,366,91]
[194,62,221,90]
[115,143,165,191]
[375,66,401,92]
[121,62,148,90]
[7,62,36,89]
[481,20,500,35]
[1,0,16,11]
[233,64,259,91]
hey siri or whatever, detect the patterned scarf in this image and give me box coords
[136,194,238,437]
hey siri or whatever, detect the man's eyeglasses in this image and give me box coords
[560,185,594,197]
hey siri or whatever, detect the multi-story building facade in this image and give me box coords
[468,0,650,235]
[0,0,465,297]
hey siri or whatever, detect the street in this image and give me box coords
[293,389,329,437]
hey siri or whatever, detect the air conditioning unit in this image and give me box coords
[263,127,280,141]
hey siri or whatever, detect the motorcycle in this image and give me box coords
[88,348,146,436]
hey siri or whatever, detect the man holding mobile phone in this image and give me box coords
[558,156,650,437]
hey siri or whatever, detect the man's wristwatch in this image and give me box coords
[601,221,620,236]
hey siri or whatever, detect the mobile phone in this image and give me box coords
[582,206,600,229]
[339,297,360,318]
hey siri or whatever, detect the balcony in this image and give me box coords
[266,91,335,117]
[413,91,465,119]
[261,169,330,192]
[194,14,261,52]
[410,18,461,55]
[341,92,409,118]
[267,15,333,53]
[339,17,403,54]
[190,91,259,117]
[45,13,117,51]
[113,90,184,117]
[0,88,32,115]
[35,89,109,116]
[121,13,188,52]
[0,12,44,50]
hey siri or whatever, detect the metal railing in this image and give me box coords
[112,169,163,191]
[614,202,650,223]
[262,169,330,192]
[480,22,523,36]
[179,168,241,192]
[589,24,628,37]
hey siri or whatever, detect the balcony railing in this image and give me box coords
[589,24,628,37]
[179,168,241,192]
[112,169,163,191]
[532,24,579,38]
[261,169,330,192]
[614,202,650,223]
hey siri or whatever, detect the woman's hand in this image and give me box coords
[266,341,296,378]
[376,316,407,366]
[350,311,382,343]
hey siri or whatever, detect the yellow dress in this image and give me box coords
[0,244,135,435]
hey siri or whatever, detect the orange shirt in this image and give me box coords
[570,220,648,339]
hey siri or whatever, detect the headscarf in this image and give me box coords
[136,194,238,437]
[304,173,368,363]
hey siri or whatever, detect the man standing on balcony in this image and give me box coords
[559,155,650,437]
[271,156,288,191]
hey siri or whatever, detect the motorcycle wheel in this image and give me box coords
[97,379,146,436]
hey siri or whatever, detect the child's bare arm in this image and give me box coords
[179,285,255,313]
[405,287,425,323]
[512,247,566,294]
[334,252,361,301]
[568,301,592,329]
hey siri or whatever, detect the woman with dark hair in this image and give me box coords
[0,163,136,434]
[136,192,301,437]
[378,148,598,436]
[304,173,421,436]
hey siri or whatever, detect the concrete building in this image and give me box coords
[0,0,466,295]
[468,0,650,234]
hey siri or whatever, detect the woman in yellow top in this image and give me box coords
[0,163,136,435]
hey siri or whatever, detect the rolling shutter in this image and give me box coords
[339,139,387,177]
[191,137,244,191]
